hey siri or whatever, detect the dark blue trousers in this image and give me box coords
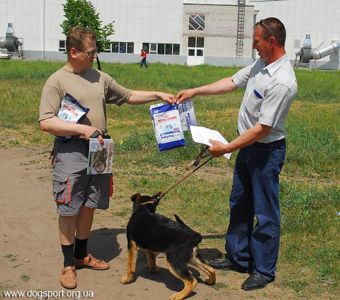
[226,139,286,280]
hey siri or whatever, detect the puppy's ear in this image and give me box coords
[131,193,140,202]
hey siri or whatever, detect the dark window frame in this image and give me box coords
[59,40,66,52]
[189,14,205,31]
[143,42,180,55]
[111,41,135,54]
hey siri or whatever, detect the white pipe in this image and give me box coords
[312,40,340,60]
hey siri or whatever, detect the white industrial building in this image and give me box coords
[0,0,339,69]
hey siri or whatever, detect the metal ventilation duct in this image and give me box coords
[295,34,340,68]
[0,23,23,55]
[312,40,340,60]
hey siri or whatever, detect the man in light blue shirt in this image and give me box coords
[177,17,297,291]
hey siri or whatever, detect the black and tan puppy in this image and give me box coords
[120,193,216,300]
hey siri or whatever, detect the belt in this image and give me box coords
[253,138,286,148]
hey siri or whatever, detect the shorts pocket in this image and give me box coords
[52,175,71,204]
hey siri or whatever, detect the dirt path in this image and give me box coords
[0,147,299,300]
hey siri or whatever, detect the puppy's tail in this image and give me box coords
[174,214,202,244]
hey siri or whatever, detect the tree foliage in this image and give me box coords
[61,0,114,53]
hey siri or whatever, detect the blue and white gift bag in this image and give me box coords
[57,93,89,141]
[150,103,186,151]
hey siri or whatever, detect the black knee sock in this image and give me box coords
[74,238,88,260]
[61,244,75,267]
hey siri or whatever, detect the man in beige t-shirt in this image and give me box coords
[39,26,175,289]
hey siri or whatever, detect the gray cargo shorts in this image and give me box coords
[51,138,113,216]
[53,172,113,216]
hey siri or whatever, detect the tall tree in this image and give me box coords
[61,0,114,53]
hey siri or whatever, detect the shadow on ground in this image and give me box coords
[130,247,223,294]
[88,227,125,262]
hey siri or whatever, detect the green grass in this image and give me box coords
[280,182,339,295]
[295,68,340,103]
[0,60,339,298]
[285,103,339,178]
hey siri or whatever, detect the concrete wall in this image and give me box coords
[182,4,254,58]
[93,0,183,53]
[0,0,183,55]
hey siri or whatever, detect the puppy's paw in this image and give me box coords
[169,293,185,300]
[120,275,134,284]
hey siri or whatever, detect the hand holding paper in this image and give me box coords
[208,139,232,159]
[190,126,231,159]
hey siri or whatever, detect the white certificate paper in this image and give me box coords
[190,125,231,159]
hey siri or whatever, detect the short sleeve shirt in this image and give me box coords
[39,65,132,132]
[39,66,132,175]
[232,55,297,143]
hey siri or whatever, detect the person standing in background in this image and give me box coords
[140,48,148,68]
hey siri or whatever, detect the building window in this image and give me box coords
[112,42,134,53]
[188,37,195,48]
[158,44,165,54]
[127,42,134,53]
[189,15,205,31]
[142,43,149,53]
[188,37,204,48]
[142,42,180,55]
[59,40,134,54]
[187,37,204,57]
[197,49,203,56]
[120,43,126,53]
[59,40,66,52]
[173,44,180,55]
[112,42,119,53]
[197,37,204,48]
[150,43,157,54]
[166,44,172,55]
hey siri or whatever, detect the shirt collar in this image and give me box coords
[263,54,288,77]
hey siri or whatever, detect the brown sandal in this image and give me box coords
[75,254,110,270]
[60,266,77,289]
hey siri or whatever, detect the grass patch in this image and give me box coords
[280,182,339,296]
[0,60,339,298]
